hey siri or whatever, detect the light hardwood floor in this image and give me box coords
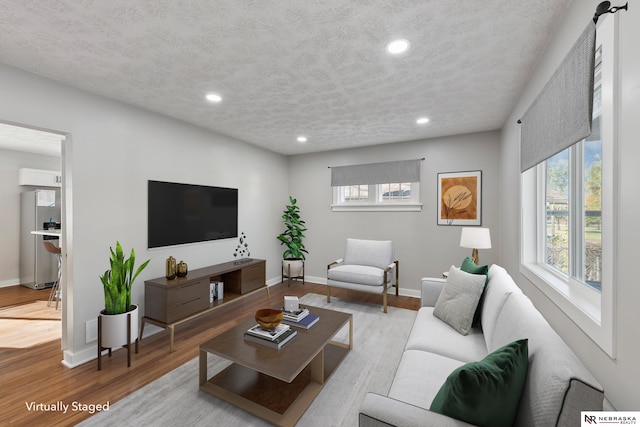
[0,282,419,426]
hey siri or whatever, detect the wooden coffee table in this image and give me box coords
[199,305,353,426]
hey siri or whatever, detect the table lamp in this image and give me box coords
[460,227,491,265]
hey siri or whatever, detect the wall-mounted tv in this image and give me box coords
[148,180,238,249]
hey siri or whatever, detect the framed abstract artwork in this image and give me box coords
[437,170,482,226]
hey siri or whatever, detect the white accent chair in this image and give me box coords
[327,239,399,313]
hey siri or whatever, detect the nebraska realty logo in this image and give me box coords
[582,412,639,425]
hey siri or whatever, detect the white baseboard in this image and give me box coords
[63,346,99,368]
[0,278,20,288]
[270,275,420,299]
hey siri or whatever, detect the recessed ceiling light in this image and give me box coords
[205,93,222,102]
[386,39,410,55]
[297,136,307,143]
[416,117,430,125]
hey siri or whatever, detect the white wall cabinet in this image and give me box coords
[18,168,62,187]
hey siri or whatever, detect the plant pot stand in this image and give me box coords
[282,260,305,287]
[97,311,139,370]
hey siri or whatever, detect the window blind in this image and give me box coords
[330,159,421,186]
[520,20,596,173]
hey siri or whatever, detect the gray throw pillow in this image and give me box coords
[433,266,486,335]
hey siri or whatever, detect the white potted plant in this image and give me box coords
[98,241,150,350]
[277,196,308,278]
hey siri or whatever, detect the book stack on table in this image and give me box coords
[281,307,320,329]
[244,323,297,349]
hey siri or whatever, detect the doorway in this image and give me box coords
[0,121,68,351]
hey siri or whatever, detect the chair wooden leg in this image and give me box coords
[395,260,399,296]
[383,292,388,314]
[327,285,331,303]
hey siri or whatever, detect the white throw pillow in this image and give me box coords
[433,266,486,335]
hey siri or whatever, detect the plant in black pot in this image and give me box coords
[98,241,150,367]
[277,196,308,279]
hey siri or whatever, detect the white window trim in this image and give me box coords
[519,15,617,358]
[331,182,422,212]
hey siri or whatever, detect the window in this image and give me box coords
[380,183,412,202]
[332,182,420,211]
[342,184,369,203]
[520,16,616,357]
[543,81,602,291]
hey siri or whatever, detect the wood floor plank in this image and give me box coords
[0,283,418,426]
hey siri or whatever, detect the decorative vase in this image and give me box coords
[99,304,139,349]
[283,258,304,278]
[166,256,176,279]
[177,260,188,277]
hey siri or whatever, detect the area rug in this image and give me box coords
[78,293,417,427]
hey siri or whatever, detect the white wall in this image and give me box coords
[0,63,289,366]
[500,1,640,409]
[0,149,61,287]
[287,131,501,295]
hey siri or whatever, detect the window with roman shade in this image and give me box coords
[519,21,596,172]
[330,159,422,212]
[520,12,621,358]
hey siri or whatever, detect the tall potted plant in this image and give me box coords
[277,196,308,278]
[98,241,150,349]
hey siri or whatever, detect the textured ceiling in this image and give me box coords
[0,1,570,155]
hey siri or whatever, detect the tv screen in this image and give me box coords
[148,180,238,249]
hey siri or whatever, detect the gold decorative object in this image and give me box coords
[255,308,283,329]
[165,256,176,280]
[177,260,188,277]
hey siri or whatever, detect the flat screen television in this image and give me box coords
[148,180,238,249]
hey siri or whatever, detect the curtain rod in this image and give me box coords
[593,1,628,24]
[327,158,425,168]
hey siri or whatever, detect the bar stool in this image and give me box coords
[43,241,62,310]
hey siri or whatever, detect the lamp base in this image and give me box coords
[471,248,479,265]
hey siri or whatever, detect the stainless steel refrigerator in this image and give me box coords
[20,188,61,289]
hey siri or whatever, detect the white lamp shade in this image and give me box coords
[460,227,491,249]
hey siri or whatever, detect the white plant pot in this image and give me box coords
[99,304,139,349]
[283,258,304,278]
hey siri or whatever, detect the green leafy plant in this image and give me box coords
[277,196,308,260]
[99,241,150,315]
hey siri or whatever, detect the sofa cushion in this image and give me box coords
[388,349,466,410]
[433,266,486,335]
[460,257,489,326]
[405,307,487,363]
[480,265,522,349]
[489,293,604,427]
[327,264,386,286]
[343,238,394,269]
[430,339,529,427]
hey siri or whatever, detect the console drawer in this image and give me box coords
[166,279,209,323]
[241,263,265,293]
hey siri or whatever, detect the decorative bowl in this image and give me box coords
[255,308,283,329]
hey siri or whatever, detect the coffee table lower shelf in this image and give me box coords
[199,337,351,426]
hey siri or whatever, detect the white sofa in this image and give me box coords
[359,264,604,427]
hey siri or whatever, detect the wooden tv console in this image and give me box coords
[141,258,266,351]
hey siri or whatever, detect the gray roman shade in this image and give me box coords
[331,159,421,186]
[520,21,596,173]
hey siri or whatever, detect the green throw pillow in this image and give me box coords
[430,339,529,427]
[460,257,489,326]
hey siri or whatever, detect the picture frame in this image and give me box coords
[437,170,482,226]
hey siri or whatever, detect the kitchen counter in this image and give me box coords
[31,230,62,237]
